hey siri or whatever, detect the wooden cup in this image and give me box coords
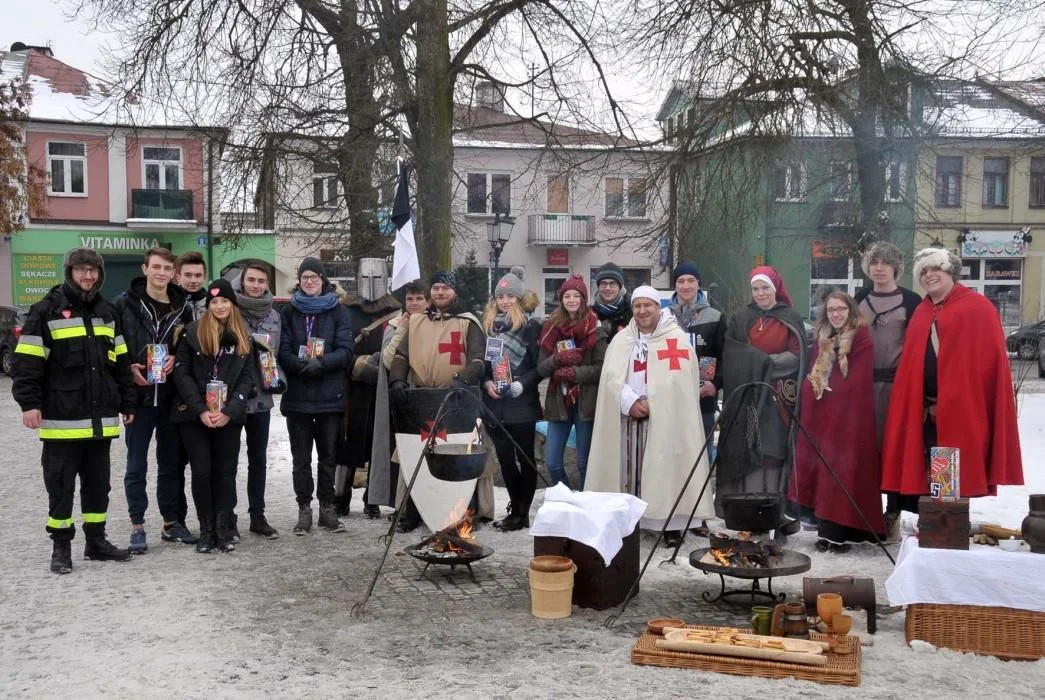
[817,593,843,626]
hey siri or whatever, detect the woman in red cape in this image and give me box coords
[881,248,1023,507]
[790,292,885,551]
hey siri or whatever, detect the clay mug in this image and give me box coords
[750,606,773,635]
[817,592,843,626]
[1022,494,1045,554]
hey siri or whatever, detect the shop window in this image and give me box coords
[809,241,866,320]
[1030,157,1045,208]
[935,156,962,207]
[312,161,338,209]
[143,146,182,190]
[982,157,1009,208]
[774,160,805,202]
[961,256,1022,328]
[48,141,87,196]
[466,172,511,215]
[604,177,647,218]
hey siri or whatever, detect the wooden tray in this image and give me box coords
[632,625,861,687]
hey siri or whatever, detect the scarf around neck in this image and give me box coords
[807,325,856,400]
[291,289,340,314]
[491,312,529,370]
[236,289,274,322]
[593,289,628,319]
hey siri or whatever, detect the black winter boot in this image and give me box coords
[196,517,215,553]
[293,505,313,535]
[318,503,346,532]
[216,513,236,552]
[50,539,73,574]
[84,537,132,562]
[249,513,279,539]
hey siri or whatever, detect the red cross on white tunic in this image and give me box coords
[420,420,448,443]
[438,331,466,365]
[632,357,647,374]
[656,338,690,371]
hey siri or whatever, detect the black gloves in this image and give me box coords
[299,358,324,378]
[389,380,409,406]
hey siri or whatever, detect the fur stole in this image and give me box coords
[807,326,856,400]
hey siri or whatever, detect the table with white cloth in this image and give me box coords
[885,537,1045,659]
[530,485,647,609]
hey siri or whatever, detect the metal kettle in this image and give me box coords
[771,597,809,638]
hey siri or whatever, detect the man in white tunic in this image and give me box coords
[586,286,714,547]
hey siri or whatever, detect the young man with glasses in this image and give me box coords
[13,248,137,573]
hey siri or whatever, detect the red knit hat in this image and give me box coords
[557,274,589,302]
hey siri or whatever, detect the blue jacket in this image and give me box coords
[278,296,354,414]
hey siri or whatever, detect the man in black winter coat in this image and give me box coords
[12,248,137,573]
[278,258,355,535]
[111,247,196,553]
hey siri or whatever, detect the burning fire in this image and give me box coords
[707,531,779,569]
[417,500,478,556]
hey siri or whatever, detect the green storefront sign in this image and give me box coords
[9,229,275,305]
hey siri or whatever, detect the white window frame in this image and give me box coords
[142,145,183,190]
[809,248,864,319]
[603,176,649,220]
[541,267,572,317]
[828,161,852,201]
[311,161,338,209]
[47,141,87,197]
[774,160,806,202]
[882,157,907,202]
[464,171,511,215]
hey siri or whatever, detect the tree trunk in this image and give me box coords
[414,0,454,277]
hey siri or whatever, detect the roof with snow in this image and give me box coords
[452,104,640,150]
[0,49,224,132]
[924,80,1045,139]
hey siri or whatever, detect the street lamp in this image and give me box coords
[487,211,515,295]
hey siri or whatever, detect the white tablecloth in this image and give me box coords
[530,484,647,566]
[885,537,1045,612]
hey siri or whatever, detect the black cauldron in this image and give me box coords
[719,493,783,532]
[427,443,487,482]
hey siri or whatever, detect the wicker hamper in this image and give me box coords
[905,603,1045,660]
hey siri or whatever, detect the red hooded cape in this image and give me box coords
[881,284,1023,497]
[790,326,885,534]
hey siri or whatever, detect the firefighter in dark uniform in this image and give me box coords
[12,248,138,574]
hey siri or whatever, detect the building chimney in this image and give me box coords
[476,80,505,113]
[9,42,54,57]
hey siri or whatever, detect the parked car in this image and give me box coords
[0,306,27,376]
[1006,320,1045,360]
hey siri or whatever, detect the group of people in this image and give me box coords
[13,240,1026,575]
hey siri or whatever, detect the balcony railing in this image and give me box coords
[131,189,194,220]
[527,213,596,245]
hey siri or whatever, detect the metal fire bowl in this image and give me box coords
[688,547,811,579]
[403,542,494,566]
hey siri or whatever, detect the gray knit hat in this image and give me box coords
[494,272,524,299]
[912,248,962,283]
[861,241,905,279]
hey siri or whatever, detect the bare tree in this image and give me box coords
[0,77,46,234]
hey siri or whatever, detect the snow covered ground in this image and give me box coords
[1,376,1043,698]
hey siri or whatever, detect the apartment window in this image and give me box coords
[466,172,510,215]
[312,161,338,208]
[829,161,852,201]
[935,156,962,207]
[774,161,805,201]
[1030,157,1045,208]
[882,155,906,202]
[665,117,674,144]
[547,173,570,213]
[47,142,86,196]
[983,157,1009,207]
[810,241,867,320]
[143,146,182,190]
[604,177,647,218]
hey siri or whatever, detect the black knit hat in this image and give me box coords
[594,262,625,287]
[298,257,326,280]
[206,278,239,307]
[430,270,457,290]
[672,261,701,285]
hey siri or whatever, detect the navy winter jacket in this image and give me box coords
[278,300,354,414]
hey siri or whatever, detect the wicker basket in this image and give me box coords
[905,604,1045,661]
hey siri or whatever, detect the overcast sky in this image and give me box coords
[4,1,114,75]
